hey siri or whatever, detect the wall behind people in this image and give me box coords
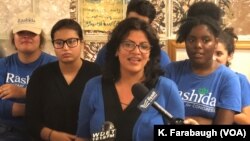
[0,0,76,57]
[0,0,250,79]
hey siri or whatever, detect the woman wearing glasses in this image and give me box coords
[25,19,100,141]
[75,18,185,141]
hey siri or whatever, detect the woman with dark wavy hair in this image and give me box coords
[76,18,184,141]
[214,28,250,124]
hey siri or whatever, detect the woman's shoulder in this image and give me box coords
[235,72,250,85]
[86,75,102,85]
[82,59,101,74]
[32,61,58,74]
[157,76,178,89]
[216,65,238,78]
[83,59,101,68]
[0,53,18,62]
[41,52,57,61]
[165,59,189,69]
[236,72,248,80]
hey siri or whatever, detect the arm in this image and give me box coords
[0,98,25,118]
[213,108,235,125]
[234,106,250,124]
[94,45,107,67]
[185,116,212,125]
[40,127,76,141]
[234,74,250,124]
[75,137,90,141]
[163,78,185,119]
[12,102,25,117]
[0,58,26,117]
[0,84,26,99]
[26,69,45,140]
[159,50,171,69]
[213,72,241,124]
[76,77,101,140]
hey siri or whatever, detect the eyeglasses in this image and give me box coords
[52,38,80,49]
[120,40,151,54]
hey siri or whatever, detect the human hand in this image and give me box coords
[185,116,212,125]
[184,118,199,125]
[0,84,26,99]
[50,130,77,141]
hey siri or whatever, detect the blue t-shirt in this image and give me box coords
[236,73,250,108]
[164,60,241,119]
[0,52,56,126]
[95,45,171,69]
[76,76,184,141]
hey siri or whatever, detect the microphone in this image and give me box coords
[132,83,184,125]
[92,121,116,141]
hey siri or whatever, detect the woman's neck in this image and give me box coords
[59,58,83,85]
[18,50,42,64]
[118,70,145,86]
[59,58,82,74]
[191,60,220,76]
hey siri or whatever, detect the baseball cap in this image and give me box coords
[13,11,42,34]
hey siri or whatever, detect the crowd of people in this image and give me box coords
[0,0,249,141]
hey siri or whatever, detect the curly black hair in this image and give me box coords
[187,1,223,24]
[176,15,221,43]
[218,27,238,66]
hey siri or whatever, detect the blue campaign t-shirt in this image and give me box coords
[164,60,241,119]
[76,76,184,141]
[236,73,250,108]
[0,52,56,126]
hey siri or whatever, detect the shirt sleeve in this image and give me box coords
[217,72,241,112]
[238,73,250,107]
[0,58,14,119]
[159,77,185,120]
[159,50,171,69]
[76,78,98,138]
[0,58,7,85]
[95,46,107,68]
[25,68,44,140]
[0,99,14,119]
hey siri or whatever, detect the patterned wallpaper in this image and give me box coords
[1,0,250,60]
[0,0,32,38]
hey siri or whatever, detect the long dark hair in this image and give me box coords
[103,18,163,88]
[218,27,238,66]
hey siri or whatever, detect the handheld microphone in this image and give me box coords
[132,83,184,125]
[92,121,116,141]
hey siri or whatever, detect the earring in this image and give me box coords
[226,61,231,67]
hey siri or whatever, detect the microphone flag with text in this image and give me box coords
[132,83,184,125]
[92,121,116,141]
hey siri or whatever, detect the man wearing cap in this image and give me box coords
[0,11,56,141]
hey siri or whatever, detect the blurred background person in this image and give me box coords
[95,0,171,69]
[214,27,250,124]
[164,14,241,124]
[25,19,100,141]
[0,11,56,141]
